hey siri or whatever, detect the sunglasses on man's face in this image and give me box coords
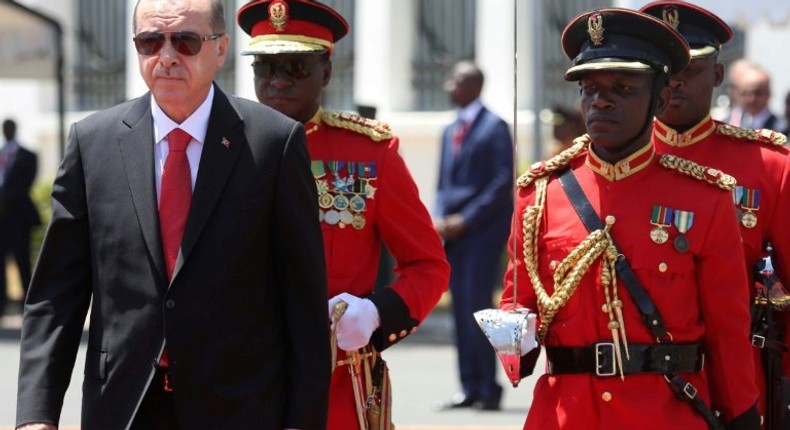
[251,59,323,80]
[133,31,224,56]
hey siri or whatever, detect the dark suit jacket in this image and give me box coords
[0,145,41,228]
[435,107,514,248]
[16,86,330,430]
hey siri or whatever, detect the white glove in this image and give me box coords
[520,312,538,356]
[328,292,381,351]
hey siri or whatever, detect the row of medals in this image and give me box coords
[318,190,367,229]
[650,206,758,253]
[650,225,691,253]
[649,208,693,253]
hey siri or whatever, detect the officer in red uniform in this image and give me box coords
[499,8,760,430]
[237,2,450,429]
[640,3,790,426]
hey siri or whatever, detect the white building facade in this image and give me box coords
[2,0,789,213]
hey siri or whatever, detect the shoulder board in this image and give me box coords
[716,123,787,147]
[658,154,736,191]
[517,134,590,188]
[320,110,393,142]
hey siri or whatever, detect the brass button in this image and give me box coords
[601,391,613,402]
[658,262,668,273]
[410,327,418,334]
[399,330,408,338]
[549,260,558,270]
[388,333,397,342]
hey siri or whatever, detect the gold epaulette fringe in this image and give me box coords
[517,134,591,188]
[717,123,787,147]
[321,110,393,142]
[659,154,736,191]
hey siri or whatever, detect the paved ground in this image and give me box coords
[0,303,540,429]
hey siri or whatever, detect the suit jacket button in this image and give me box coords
[165,299,176,309]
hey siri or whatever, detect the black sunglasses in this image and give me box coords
[133,31,224,56]
[251,59,324,80]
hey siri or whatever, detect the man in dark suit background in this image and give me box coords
[16,0,329,429]
[725,61,782,131]
[0,119,40,318]
[434,61,514,411]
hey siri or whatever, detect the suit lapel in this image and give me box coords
[118,95,168,285]
[175,88,244,277]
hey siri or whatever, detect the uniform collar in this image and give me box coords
[586,140,654,181]
[653,114,716,147]
[305,107,323,136]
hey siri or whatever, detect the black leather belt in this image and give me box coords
[547,343,704,376]
[751,333,789,352]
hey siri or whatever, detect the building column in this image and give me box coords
[354,0,415,114]
[475,0,535,161]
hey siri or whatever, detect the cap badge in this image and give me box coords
[661,6,680,29]
[587,13,604,46]
[268,0,288,32]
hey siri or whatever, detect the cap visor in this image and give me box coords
[689,45,718,59]
[565,61,652,81]
[242,39,328,55]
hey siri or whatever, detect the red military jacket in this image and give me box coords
[652,115,790,286]
[501,139,758,430]
[308,110,449,430]
[306,109,449,347]
[653,116,790,379]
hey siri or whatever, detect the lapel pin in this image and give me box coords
[221,137,231,149]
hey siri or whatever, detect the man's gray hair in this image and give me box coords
[133,0,226,34]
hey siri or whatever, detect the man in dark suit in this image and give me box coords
[434,61,514,411]
[0,119,40,317]
[725,61,781,131]
[15,1,329,429]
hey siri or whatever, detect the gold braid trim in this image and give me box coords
[659,154,736,191]
[321,110,393,142]
[717,123,787,147]
[517,134,591,188]
[521,175,620,343]
[755,295,790,310]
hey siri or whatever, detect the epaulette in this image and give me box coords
[716,123,787,147]
[517,134,591,188]
[321,110,393,142]
[659,154,736,191]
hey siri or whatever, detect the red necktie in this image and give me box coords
[0,153,8,175]
[157,128,192,371]
[452,120,468,156]
[159,128,192,281]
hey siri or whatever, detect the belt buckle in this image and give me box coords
[682,382,698,399]
[751,334,766,348]
[595,342,616,377]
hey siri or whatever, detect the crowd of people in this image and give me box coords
[8,1,790,430]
